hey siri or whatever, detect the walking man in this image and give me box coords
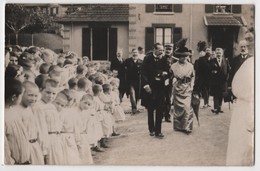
[125,48,143,114]
[141,43,169,138]
[210,48,230,114]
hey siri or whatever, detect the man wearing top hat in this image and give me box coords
[141,43,169,138]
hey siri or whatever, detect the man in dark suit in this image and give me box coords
[110,49,126,102]
[228,40,251,88]
[125,48,143,114]
[210,48,230,114]
[193,47,212,108]
[141,43,169,138]
[162,43,178,122]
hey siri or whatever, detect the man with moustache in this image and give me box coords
[110,49,126,102]
[210,48,230,114]
[228,40,251,89]
[125,48,143,114]
[193,47,212,108]
[141,43,169,138]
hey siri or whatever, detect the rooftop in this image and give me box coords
[55,4,129,23]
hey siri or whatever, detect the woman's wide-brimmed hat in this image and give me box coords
[173,47,191,58]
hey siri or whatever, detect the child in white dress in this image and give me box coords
[5,78,31,164]
[19,81,44,164]
[92,84,112,149]
[77,94,103,164]
[33,79,66,165]
[53,89,81,165]
[110,80,126,122]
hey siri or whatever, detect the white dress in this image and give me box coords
[77,107,100,164]
[93,95,113,137]
[5,107,31,164]
[226,57,254,166]
[111,91,126,121]
[18,105,44,164]
[60,107,81,165]
[33,100,66,165]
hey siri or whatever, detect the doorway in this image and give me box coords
[211,26,235,59]
[82,27,117,61]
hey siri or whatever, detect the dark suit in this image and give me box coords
[210,57,230,111]
[141,52,169,134]
[125,57,143,111]
[162,54,176,120]
[193,55,212,105]
[228,54,250,86]
[110,58,126,101]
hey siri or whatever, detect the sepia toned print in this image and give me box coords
[4,3,254,166]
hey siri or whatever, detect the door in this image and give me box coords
[211,26,234,58]
[92,28,108,60]
[82,27,117,60]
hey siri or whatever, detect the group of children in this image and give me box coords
[5,45,126,165]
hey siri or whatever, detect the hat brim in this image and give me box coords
[173,51,191,58]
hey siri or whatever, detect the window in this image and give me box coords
[42,7,48,14]
[155,28,172,45]
[155,4,173,12]
[146,4,182,13]
[215,4,232,13]
[205,4,241,14]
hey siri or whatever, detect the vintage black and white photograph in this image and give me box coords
[2,1,256,167]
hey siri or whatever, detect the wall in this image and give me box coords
[131,4,208,62]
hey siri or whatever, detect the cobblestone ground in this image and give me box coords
[92,97,231,166]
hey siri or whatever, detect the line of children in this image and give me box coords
[5,47,127,164]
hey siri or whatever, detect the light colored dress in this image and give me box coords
[226,57,254,166]
[171,61,194,132]
[77,107,98,164]
[33,100,66,165]
[60,107,81,165]
[4,134,15,164]
[5,107,31,164]
[111,91,126,121]
[18,105,44,164]
[93,95,113,137]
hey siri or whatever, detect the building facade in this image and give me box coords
[56,4,254,62]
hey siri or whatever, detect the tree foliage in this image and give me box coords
[6,4,36,34]
[5,4,53,34]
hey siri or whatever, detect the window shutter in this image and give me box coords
[205,5,214,13]
[232,5,241,14]
[56,7,59,14]
[82,28,91,58]
[173,27,182,44]
[109,28,118,61]
[145,27,154,53]
[173,4,182,13]
[146,4,154,13]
